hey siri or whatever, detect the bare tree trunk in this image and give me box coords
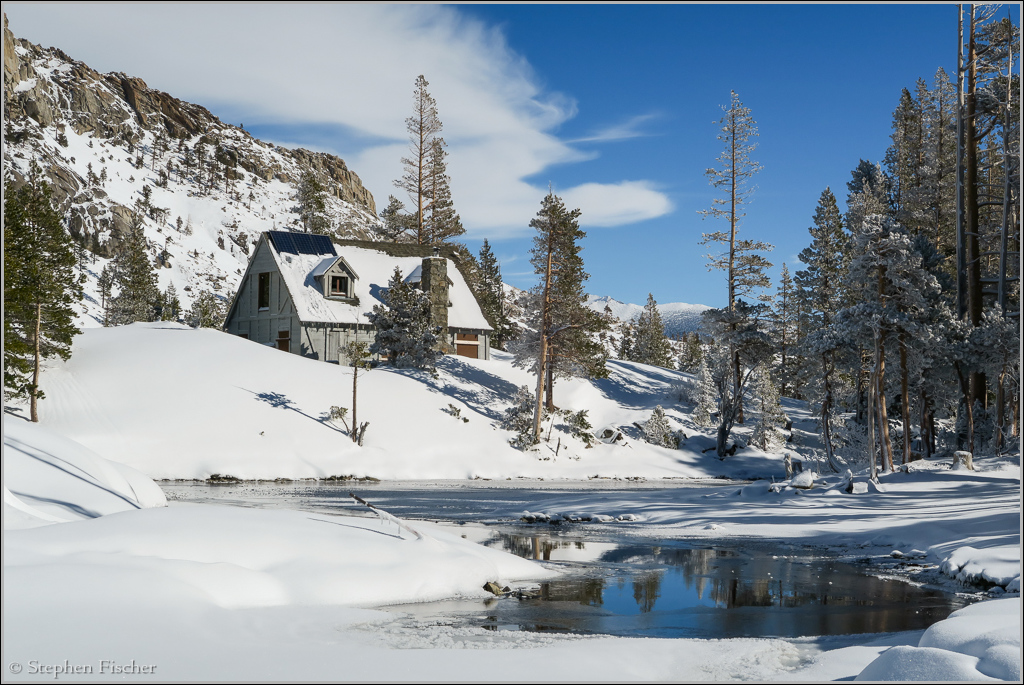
[351,364,359,443]
[533,246,555,441]
[867,365,877,480]
[899,332,911,466]
[31,302,42,423]
[874,327,894,472]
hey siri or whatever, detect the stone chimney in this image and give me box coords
[420,251,450,352]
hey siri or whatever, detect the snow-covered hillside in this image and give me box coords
[3,15,383,327]
[20,322,780,481]
[586,295,711,336]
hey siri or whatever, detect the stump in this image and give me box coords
[952,451,974,471]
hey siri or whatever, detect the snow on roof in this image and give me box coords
[309,255,359,280]
[271,241,491,330]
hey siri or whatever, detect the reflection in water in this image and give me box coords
[485,532,966,639]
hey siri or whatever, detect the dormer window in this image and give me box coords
[330,275,349,297]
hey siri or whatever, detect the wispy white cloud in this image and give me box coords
[5,4,674,237]
[568,113,661,143]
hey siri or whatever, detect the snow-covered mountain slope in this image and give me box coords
[3,15,383,326]
[586,295,711,336]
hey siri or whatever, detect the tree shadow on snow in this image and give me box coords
[389,358,522,422]
[240,388,347,435]
[590,360,686,410]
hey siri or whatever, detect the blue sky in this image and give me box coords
[6,4,1019,308]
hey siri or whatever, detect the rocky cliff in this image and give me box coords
[3,14,383,324]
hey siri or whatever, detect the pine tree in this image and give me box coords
[771,263,799,396]
[3,171,83,421]
[750,364,787,451]
[677,332,704,374]
[108,216,161,325]
[631,294,673,368]
[97,264,114,326]
[394,75,444,245]
[618,322,635,361]
[379,195,413,242]
[161,282,181,322]
[501,385,545,450]
[367,267,440,370]
[424,138,464,245]
[690,354,717,428]
[185,290,224,328]
[794,187,850,471]
[297,169,329,234]
[698,90,774,424]
[644,405,678,448]
[477,239,516,348]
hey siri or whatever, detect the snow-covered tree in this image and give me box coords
[644,405,678,449]
[502,385,546,450]
[514,192,607,440]
[750,364,787,451]
[185,290,225,329]
[690,355,717,429]
[368,267,440,371]
[677,332,704,374]
[631,294,673,368]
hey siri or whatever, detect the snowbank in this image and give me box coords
[27,322,792,481]
[4,419,166,529]
[855,597,1021,681]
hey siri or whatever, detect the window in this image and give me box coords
[276,329,290,353]
[330,275,349,297]
[258,273,270,310]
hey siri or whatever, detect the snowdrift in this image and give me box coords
[28,322,789,481]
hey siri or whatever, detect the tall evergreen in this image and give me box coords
[108,215,161,326]
[394,75,445,245]
[771,263,799,397]
[698,90,774,424]
[3,170,83,421]
[512,192,607,439]
[794,188,850,470]
[631,294,673,368]
[477,239,515,349]
[424,138,464,245]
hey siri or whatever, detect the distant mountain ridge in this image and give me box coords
[586,295,710,336]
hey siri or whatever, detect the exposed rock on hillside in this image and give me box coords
[2,13,383,324]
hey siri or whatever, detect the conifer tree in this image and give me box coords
[394,75,445,245]
[513,192,607,440]
[644,405,678,448]
[750,364,787,451]
[108,216,161,325]
[698,91,774,423]
[379,195,414,242]
[690,354,717,428]
[794,188,850,471]
[367,267,440,370]
[161,282,181,322]
[631,294,673,368]
[477,239,516,348]
[3,171,83,421]
[424,138,464,244]
[297,169,329,234]
[677,332,704,374]
[185,290,224,328]
[771,263,799,396]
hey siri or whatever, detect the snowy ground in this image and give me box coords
[4,324,1020,680]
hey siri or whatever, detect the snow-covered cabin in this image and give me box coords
[223,232,492,364]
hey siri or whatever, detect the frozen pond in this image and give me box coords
[161,481,970,640]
